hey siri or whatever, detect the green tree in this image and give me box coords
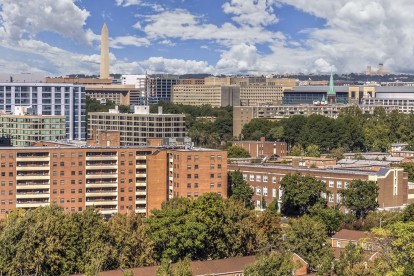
[308,204,344,235]
[392,162,414,182]
[267,200,278,215]
[280,174,327,216]
[334,242,365,276]
[305,144,321,157]
[228,170,254,208]
[340,180,379,219]
[289,145,303,156]
[108,213,155,269]
[402,203,414,222]
[147,198,207,262]
[244,251,295,276]
[285,216,333,272]
[172,257,192,276]
[227,145,251,158]
[255,210,282,251]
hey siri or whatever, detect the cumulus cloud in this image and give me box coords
[142,57,214,75]
[141,9,285,46]
[222,0,279,27]
[216,44,260,73]
[109,36,150,49]
[115,0,141,7]
[0,0,92,45]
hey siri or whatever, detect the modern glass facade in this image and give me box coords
[0,83,86,140]
[282,91,349,105]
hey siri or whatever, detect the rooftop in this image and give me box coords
[332,229,370,241]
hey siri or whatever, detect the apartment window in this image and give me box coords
[60,153,65,158]
[0,191,4,195]
[336,241,341,248]
[71,198,75,203]
[1,173,4,177]
[8,172,12,177]
[256,175,261,182]
[243,174,247,181]
[71,162,75,166]
[78,198,83,204]
[121,152,125,158]
[187,174,192,179]
[194,192,199,198]
[187,193,191,198]
[187,156,192,161]
[210,164,214,169]
[210,183,214,188]
[128,196,132,201]
[217,155,222,161]
[344,182,349,189]
[329,180,334,188]
[120,197,124,201]
[129,161,133,165]
[250,175,254,181]
[71,180,75,185]
[272,176,277,183]
[121,161,125,166]
[121,179,125,184]
[210,174,214,179]
[60,180,65,185]
[263,187,268,196]
[218,182,222,187]
[121,170,125,175]
[60,189,64,194]
[60,199,64,203]
[272,188,277,198]
[194,183,199,189]
[60,162,64,166]
[60,171,64,176]
[71,171,75,176]
[263,176,268,182]
[52,189,57,194]
[187,183,191,188]
[78,207,82,211]
[329,193,334,202]
[0,182,4,186]
[128,188,133,192]
[78,162,82,166]
[194,155,199,161]
[78,189,82,193]
[9,163,13,168]
[52,171,57,176]
[53,180,57,185]
[1,200,5,205]
[79,171,83,175]
[8,182,12,187]
[78,180,82,185]
[218,164,222,169]
[217,173,222,179]
[337,181,342,189]
[210,155,215,161]
[71,189,75,194]
[194,164,199,169]
[256,187,261,195]
[120,188,125,193]
[193,174,198,179]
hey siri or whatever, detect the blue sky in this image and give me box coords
[0,0,413,75]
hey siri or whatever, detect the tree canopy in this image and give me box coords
[340,180,379,219]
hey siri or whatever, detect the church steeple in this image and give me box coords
[327,72,336,104]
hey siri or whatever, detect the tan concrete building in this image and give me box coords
[233,137,287,158]
[240,85,284,106]
[172,85,240,107]
[228,163,408,210]
[88,106,186,146]
[0,145,227,218]
[44,77,112,85]
[85,84,134,105]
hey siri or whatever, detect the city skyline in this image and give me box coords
[0,0,414,76]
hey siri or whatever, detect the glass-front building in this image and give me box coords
[0,83,86,140]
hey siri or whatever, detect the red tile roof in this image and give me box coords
[332,229,369,241]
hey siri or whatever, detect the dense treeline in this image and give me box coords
[0,193,280,275]
[1,174,414,275]
[86,96,129,114]
[150,102,233,148]
[241,107,414,153]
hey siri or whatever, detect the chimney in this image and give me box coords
[158,106,163,115]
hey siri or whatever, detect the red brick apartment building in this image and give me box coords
[0,145,227,219]
[228,164,408,210]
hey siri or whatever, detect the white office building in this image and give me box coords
[0,83,86,140]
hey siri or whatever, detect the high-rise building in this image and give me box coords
[145,74,179,103]
[100,23,110,79]
[0,83,86,140]
[0,144,227,218]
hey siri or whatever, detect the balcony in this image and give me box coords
[136,208,146,214]
[136,155,147,161]
[86,164,118,170]
[16,156,50,162]
[169,167,173,172]
[86,182,118,188]
[99,209,118,215]
[136,182,146,187]
[16,174,50,180]
[16,201,49,208]
[86,155,117,161]
[16,193,50,199]
[86,200,118,206]
[16,166,50,171]
[86,190,118,197]
[135,199,146,204]
[135,190,146,196]
[135,164,146,169]
[169,176,173,181]
[136,173,146,178]
[85,172,117,179]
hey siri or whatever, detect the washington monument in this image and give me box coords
[100,23,109,79]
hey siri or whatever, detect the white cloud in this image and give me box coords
[0,0,92,45]
[115,0,141,7]
[109,36,150,49]
[222,0,279,27]
[142,57,214,75]
[216,44,260,73]
[141,9,285,46]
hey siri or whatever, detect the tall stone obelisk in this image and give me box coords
[100,23,110,79]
